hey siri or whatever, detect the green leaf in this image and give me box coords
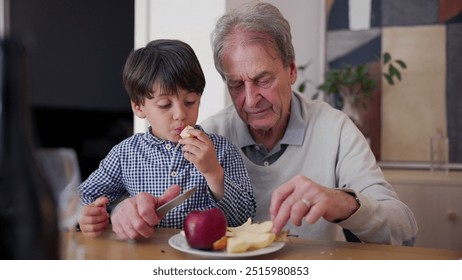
[356,64,367,77]
[389,64,400,78]
[383,52,391,64]
[383,73,394,85]
[298,83,305,93]
[363,89,372,98]
[396,60,407,69]
[364,79,377,91]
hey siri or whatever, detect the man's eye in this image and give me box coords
[257,78,272,88]
[228,81,243,89]
[185,100,197,106]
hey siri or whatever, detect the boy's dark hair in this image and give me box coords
[123,39,206,105]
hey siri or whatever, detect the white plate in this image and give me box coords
[168,232,285,258]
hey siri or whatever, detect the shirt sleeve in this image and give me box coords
[79,145,128,205]
[213,136,256,227]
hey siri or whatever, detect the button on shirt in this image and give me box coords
[79,125,256,228]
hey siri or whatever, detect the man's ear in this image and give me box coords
[289,62,297,85]
[131,101,146,119]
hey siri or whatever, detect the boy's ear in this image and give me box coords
[131,101,146,119]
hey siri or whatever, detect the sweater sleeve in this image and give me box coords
[335,116,418,245]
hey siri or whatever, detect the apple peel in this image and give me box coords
[212,235,227,251]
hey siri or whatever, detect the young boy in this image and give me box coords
[79,39,255,236]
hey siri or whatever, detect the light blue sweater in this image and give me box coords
[201,91,417,245]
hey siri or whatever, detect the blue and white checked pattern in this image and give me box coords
[80,125,256,228]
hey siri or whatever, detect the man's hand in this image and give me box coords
[269,175,360,234]
[79,196,110,237]
[110,185,181,240]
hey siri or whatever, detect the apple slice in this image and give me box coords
[180,125,194,139]
[227,217,252,233]
[234,231,276,250]
[244,220,273,233]
[275,230,290,242]
[226,237,250,253]
[224,219,281,253]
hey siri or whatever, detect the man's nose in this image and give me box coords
[244,83,259,107]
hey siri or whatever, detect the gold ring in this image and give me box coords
[301,198,311,208]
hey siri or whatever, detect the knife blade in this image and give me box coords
[156,186,197,216]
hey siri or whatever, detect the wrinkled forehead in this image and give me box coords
[225,28,276,50]
[222,45,281,80]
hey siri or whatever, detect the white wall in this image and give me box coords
[263,0,326,98]
[134,0,325,133]
[0,0,8,38]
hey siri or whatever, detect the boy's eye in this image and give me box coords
[157,103,171,109]
[184,95,199,106]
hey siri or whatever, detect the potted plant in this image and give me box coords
[298,53,407,126]
[315,52,407,127]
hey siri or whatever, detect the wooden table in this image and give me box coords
[62,228,462,260]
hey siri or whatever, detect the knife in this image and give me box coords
[156,186,197,216]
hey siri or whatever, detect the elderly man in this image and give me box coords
[199,2,417,245]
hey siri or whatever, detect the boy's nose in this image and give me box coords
[173,106,186,120]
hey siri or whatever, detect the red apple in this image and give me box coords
[184,208,227,250]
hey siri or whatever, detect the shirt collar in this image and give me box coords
[142,128,165,145]
[236,92,306,148]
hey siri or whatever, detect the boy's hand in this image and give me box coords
[180,129,224,200]
[79,196,110,237]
